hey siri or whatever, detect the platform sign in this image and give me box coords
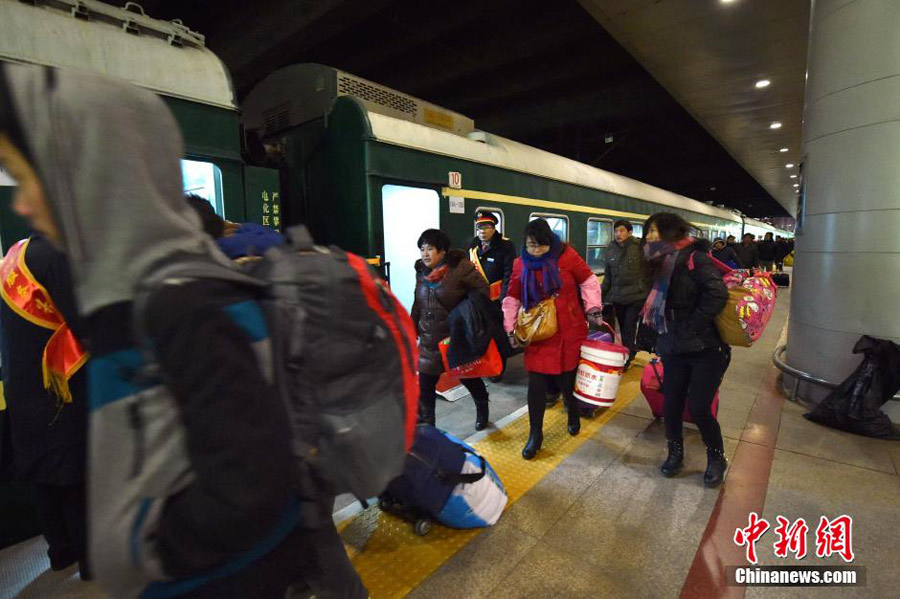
[448,171,462,189]
[243,166,281,231]
[449,196,465,214]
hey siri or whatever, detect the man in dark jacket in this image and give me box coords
[733,233,760,269]
[711,238,741,268]
[0,234,89,578]
[468,211,517,304]
[601,220,650,367]
[774,236,790,272]
[468,211,517,381]
[757,232,777,272]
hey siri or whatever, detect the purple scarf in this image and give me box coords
[641,238,694,334]
[521,234,563,311]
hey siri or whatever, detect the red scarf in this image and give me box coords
[425,264,450,283]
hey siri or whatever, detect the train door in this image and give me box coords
[381,184,440,312]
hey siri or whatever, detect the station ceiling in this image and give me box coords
[123,0,806,218]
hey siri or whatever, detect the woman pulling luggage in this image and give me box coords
[503,219,603,460]
[641,213,731,487]
[412,229,492,430]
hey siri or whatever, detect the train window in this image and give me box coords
[586,218,613,273]
[474,207,505,235]
[630,222,644,240]
[181,159,224,216]
[529,213,568,242]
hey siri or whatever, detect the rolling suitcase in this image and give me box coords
[772,272,790,287]
[379,425,507,534]
[640,357,720,422]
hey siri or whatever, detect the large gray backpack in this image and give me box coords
[135,225,418,501]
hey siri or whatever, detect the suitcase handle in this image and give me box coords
[651,360,664,390]
[409,448,488,486]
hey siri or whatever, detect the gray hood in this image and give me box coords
[0,63,230,316]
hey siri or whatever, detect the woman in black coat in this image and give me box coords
[641,213,731,487]
[411,229,491,430]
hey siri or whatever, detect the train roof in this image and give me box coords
[0,0,236,110]
[366,110,744,224]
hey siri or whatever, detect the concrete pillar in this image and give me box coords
[785,0,900,407]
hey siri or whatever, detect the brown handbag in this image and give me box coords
[514,297,558,345]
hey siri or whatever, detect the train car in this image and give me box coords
[0,0,282,549]
[243,64,791,311]
[0,0,280,252]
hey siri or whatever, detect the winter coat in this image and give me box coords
[656,241,730,356]
[469,234,517,301]
[775,240,791,261]
[0,235,87,486]
[733,242,760,269]
[712,246,741,268]
[412,250,489,375]
[757,240,777,262]
[600,236,650,305]
[446,292,508,369]
[504,245,602,374]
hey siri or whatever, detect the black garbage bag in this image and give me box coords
[804,335,900,439]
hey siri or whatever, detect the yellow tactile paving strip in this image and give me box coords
[340,361,646,599]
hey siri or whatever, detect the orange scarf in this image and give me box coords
[0,239,88,404]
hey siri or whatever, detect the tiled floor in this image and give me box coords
[3,287,898,598]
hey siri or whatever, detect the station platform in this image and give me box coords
[2,288,898,598]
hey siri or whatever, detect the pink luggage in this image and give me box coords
[640,357,720,423]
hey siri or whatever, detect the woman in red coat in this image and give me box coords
[503,219,603,459]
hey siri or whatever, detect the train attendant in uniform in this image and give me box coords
[0,234,90,579]
[503,219,603,460]
[468,211,517,382]
[641,213,730,487]
[413,228,493,430]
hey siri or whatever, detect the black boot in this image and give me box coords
[522,429,543,460]
[704,447,728,488]
[567,404,581,436]
[545,392,560,407]
[659,440,684,477]
[417,406,435,427]
[563,395,581,435]
[475,398,489,431]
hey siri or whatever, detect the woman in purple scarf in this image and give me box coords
[503,219,603,460]
[641,213,730,487]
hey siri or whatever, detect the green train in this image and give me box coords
[242,64,791,311]
[0,0,792,550]
[0,0,279,253]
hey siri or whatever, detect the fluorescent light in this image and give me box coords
[790,175,797,179]
[755,79,771,89]
[780,148,789,152]
[786,163,794,168]
[721,0,736,3]
[770,122,782,129]
[793,184,799,187]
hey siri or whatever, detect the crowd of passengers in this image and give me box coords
[0,64,787,599]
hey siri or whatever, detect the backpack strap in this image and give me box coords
[687,249,733,275]
[437,450,488,485]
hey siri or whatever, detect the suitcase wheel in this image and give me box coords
[414,518,433,536]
